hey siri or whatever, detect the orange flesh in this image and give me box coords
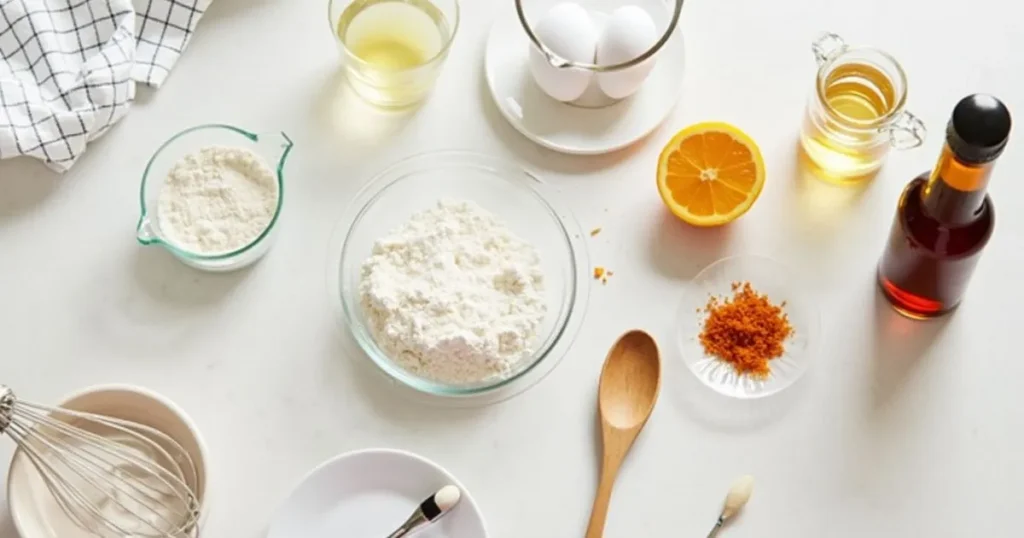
[662,132,760,217]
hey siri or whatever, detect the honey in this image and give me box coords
[822,62,897,121]
[801,62,897,179]
[799,33,925,183]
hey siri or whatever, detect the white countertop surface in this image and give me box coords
[1,0,1022,536]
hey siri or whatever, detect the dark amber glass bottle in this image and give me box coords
[877,94,1011,319]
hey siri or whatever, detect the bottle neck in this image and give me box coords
[920,145,994,225]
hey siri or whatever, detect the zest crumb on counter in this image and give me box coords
[593,267,613,285]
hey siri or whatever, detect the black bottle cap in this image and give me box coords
[946,94,1012,164]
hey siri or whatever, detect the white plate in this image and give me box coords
[267,449,488,538]
[483,3,686,155]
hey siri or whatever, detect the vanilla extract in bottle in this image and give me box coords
[877,94,1011,319]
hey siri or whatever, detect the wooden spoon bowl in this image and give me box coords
[586,330,662,538]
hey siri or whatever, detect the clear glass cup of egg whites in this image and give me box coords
[518,0,682,107]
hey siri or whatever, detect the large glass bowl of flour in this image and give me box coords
[332,151,589,400]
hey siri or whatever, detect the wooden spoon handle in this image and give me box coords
[585,438,630,538]
[585,466,617,538]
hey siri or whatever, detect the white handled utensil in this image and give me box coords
[706,475,754,537]
[385,485,461,538]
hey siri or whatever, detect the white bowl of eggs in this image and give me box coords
[484,0,686,155]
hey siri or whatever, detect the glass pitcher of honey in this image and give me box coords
[800,32,926,182]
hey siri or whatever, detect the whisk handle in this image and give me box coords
[0,385,15,433]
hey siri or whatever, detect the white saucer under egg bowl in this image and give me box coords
[135,124,294,272]
[676,255,820,399]
[485,0,686,155]
[6,384,210,538]
[330,150,589,403]
[267,448,487,538]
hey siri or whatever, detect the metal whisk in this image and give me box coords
[0,385,201,537]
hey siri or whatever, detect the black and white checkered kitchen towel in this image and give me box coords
[0,0,212,172]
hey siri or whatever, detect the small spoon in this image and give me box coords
[585,330,662,538]
[706,475,754,537]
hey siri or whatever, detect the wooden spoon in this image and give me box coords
[585,330,662,538]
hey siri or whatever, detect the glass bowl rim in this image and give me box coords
[135,124,294,261]
[515,0,683,73]
[334,149,587,397]
[675,253,822,399]
[326,0,462,72]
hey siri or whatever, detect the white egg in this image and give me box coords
[596,6,659,100]
[528,2,598,103]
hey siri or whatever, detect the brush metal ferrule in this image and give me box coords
[385,508,430,538]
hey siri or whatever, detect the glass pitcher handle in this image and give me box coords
[888,111,927,150]
[811,32,845,66]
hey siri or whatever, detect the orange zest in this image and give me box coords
[657,122,765,227]
[699,281,793,378]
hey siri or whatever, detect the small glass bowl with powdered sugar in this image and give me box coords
[135,124,294,272]
[331,151,590,403]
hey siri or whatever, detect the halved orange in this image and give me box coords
[657,122,766,227]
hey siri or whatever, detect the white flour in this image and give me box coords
[157,146,278,254]
[359,200,548,384]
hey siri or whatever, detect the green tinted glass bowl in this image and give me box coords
[135,125,294,272]
[331,150,589,400]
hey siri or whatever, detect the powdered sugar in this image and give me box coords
[359,199,548,385]
[157,146,278,254]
